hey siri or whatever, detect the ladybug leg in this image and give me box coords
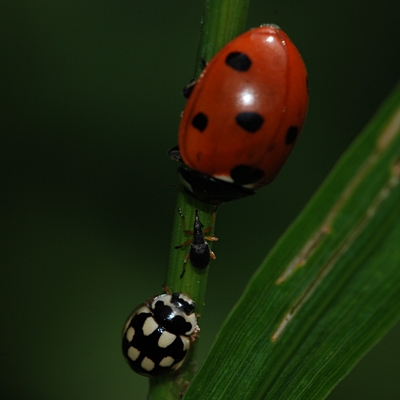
[161,285,172,295]
[144,297,154,307]
[189,325,201,342]
[182,80,196,99]
[209,250,216,260]
[180,381,190,399]
[204,235,218,242]
[147,286,170,306]
[168,145,181,162]
[182,57,206,99]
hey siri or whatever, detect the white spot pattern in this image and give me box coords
[181,336,190,351]
[159,356,174,367]
[126,326,135,342]
[127,346,140,361]
[141,356,155,371]
[142,316,158,336]
[158,331,176,348]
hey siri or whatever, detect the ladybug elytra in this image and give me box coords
[170,25,309,204]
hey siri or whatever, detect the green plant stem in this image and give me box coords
[195,0,250,77]
[148,0,251,399]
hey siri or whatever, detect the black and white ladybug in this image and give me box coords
[175,208,218,278]
[122,290,199,377]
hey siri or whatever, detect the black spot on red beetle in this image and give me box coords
[225,52,252,71]
[192,112,208,132]
[236,112,264,133]
[230,165,264,185]
[285,126,299,145]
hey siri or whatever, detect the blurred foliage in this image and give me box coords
[1,1,399,399]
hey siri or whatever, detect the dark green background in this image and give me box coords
[1,1,399,399]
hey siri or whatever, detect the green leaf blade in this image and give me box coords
[183,84,400,399]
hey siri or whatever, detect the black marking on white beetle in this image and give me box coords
[171,292,195,315]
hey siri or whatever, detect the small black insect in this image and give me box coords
[175,208,218,278]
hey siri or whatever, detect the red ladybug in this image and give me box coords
[169,25,309,205]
